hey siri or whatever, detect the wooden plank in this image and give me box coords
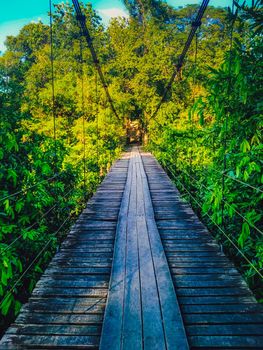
[181,304,262,314]
[141,150,263,349]
[101,147,188,350]
[136,160,166,350]
[16,312,104,325]
[122,158,142,349]
[99,151,132,350]
[189,335,263,348]
[178,295,255,304]
[187,324,263,336]
[0,151,129,349]
[6,324,102,336]
[176,287,253,297]
[0,334,100,348]
[138,155,189,350]
[32,288,108,298]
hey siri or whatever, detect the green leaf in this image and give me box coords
[238,222,250,248]
[7,169,17,186]
[240,139,251,153]
[15,200,24,213]
[17,260,23,273]
[41,163,51,175]
[1,270,8,286]
[0,294,13,316]
[14,300,22,316]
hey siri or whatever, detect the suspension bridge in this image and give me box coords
[1,147,263,349]
[0,0,263,349]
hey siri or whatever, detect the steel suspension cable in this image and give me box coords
[0,213,73,310]
[0,173,63,202]
[150,0,210,121]
[164,163,263,279]
[72,0,120,121]
[0,186,75,254]
[222,172,263,193]
[168,164,263,236]
[204,165,263,193]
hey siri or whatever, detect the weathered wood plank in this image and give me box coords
[0,334,100,348]
[100,148,188,350]
[6,324,102,336]
[122,159,142,349]
[141,150,263,349]
[136,159,166,350]
[187,324,263,336]
[189,335,263,347]
[99,151,133,350]
[138,156,189,350]
[2,148,262,349]
[0,150,129,349]
[15,312,104,325]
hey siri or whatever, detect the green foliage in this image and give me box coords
[147,1,262,299]
[0,2,123,332]
[0,0,262,334]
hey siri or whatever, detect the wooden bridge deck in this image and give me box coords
[1,148,263,349]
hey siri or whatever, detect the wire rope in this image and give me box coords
[167,164,263,236]
[49,0,57,158]
[150,0,210,121]
[72,0,120,120]
[164,164,263,279]
[0,186,75,254]
[80,38,87,190]
[0,213,73,310]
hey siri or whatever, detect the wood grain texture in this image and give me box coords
[1,148,262,349]
[0,154,130,349]
[141,150,263,349]
[100,148,188,350]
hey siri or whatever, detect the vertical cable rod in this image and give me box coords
[80,38,87,191]
[72,0,120,120]
[49,0,57,159]
[95,70,99,170]
[190,32,198,174]
[222,0,236,227]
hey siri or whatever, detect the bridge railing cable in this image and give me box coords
[0,173,64,202]
[0,212,73,311]
[0,186,75,254]
[150,0,210,121]
[72,0,120,121]
[209,166,263,194]
[0,183,90,312]
[163,162,263,279]
[166,163,263,236]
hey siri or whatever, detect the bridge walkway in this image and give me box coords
[0,147,262,349]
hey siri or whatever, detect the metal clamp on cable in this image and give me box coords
[192,20,202,27]
[76,14,86,22]
[177,60,183,72]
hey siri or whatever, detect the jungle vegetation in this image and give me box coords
[0,0,262,332]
